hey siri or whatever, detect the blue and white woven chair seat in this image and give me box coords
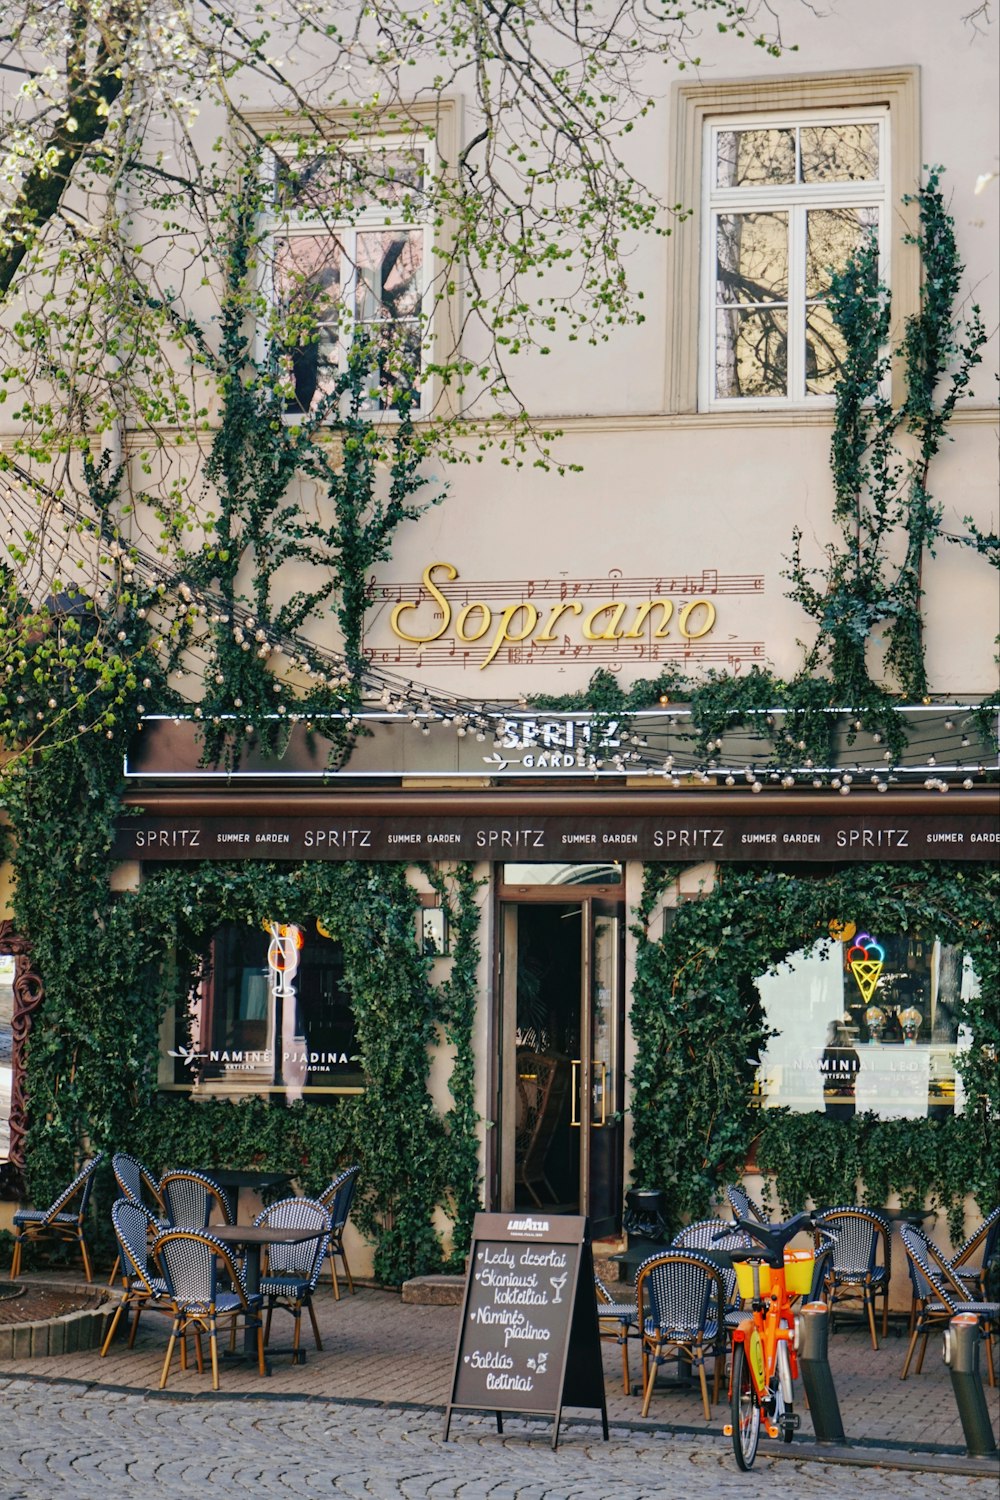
[644,1315,720,1341]
[594,1275,638,1395]
[816,1207,890,1350]
[101,1199,173,1360]
[153,1227,267,1390]
[13,1209,80,1226]
[923,1299,998,1318]
[636,1250,728,1421]
[259,1274,311,1299]
[900,1223,997,1386]
[129,1274,168,1297]
[599,1297,637,1323]
[171,1288,263,1316]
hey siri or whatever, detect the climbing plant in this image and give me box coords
[534,172,993,766]
[5,734,482,1284]
[785,169,987,705]
[630,861,999,1241]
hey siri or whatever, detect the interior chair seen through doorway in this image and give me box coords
[514,1050,570,1210]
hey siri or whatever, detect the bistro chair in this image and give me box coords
[899,1224,998,1386]
[725,1183,769,1226]
[318,1164,360,1299]
[672,1218,752,1333]
[948,1206,1000,1302]
[159,1169,233,1230]
[153,1227,266,1391]
[636,1249,728,1420]
[9,1152,104,1283]
[254,1196,331,1360]
[815,1206,891,1350]
[594,1273,639,1395]
[108,1152,164,1284]
[100,1199,170,1358]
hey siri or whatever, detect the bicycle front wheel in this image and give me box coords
[731,1342,761,1470]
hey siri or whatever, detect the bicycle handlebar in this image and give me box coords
[712,1211,836,1268]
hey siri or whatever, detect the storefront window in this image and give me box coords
[754,928,974,1119]
[0,953,14,1159]
[163,919,363,1097]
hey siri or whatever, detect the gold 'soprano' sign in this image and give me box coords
[389,562,718,668]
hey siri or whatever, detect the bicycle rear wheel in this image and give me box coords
[731,1342,761,1470]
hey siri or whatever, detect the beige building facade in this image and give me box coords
[1,2,998,1280]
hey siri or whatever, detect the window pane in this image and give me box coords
[274,235,342,319]
[352,148,426,212]
[716,306,788,398]
[355,230,423,322]
[169,921,363,1096]
[716,212,788,305]
[355,318,423,412]
[754,932,973,1119]
[805,304,849,394]
[273,236,343,414]
[800,123,879,183]
[806,206,878,298]
[716,128,795,187]
[275,146,425,216]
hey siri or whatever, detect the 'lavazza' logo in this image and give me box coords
[507,1217,550,1233]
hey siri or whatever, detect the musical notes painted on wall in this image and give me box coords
[363,560,766,672]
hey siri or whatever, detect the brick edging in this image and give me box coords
[0,1303,112,1359]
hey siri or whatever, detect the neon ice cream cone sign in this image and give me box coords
[846,933,885,1003]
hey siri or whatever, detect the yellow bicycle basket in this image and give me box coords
[734,1249,815,1300]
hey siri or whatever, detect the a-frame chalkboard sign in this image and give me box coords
[443,1212,609,1450]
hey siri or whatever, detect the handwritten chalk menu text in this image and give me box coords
[444,1212,608,1450]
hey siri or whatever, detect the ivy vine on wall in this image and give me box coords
[631,861,999,1241]
[4,745,482,1284]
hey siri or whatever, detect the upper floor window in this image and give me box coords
[262,136,433,417]
[703,110,889,407]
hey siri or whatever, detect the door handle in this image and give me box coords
[571,1059,608,1127]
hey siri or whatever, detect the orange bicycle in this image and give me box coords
[717,1212,835,1470]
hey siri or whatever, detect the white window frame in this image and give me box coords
[248,102,460,423]
[702,107,890,410]
[665,69,920,417]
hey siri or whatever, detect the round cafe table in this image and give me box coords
[192,1167,293,1223]
[206,1222,320,1365]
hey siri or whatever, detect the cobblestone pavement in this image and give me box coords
[0,1277,997,1498]
[0,1383,998,1500]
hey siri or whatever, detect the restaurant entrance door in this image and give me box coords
[497,867,625,1237]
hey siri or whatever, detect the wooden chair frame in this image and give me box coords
[154,1229,266,1391]
[636,1250,728,1421]
[9,1154,103,1283]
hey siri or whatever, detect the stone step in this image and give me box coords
[401,1274,466,1306]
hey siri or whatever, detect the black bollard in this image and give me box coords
[797,1301,846,1444]
[944,1314,998,1458]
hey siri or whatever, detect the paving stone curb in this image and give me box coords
[0,1304,110,1360]
[0,1277,113,1360]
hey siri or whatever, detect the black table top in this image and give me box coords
[202,1223,319,1248]
[190,1168,293,1190]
